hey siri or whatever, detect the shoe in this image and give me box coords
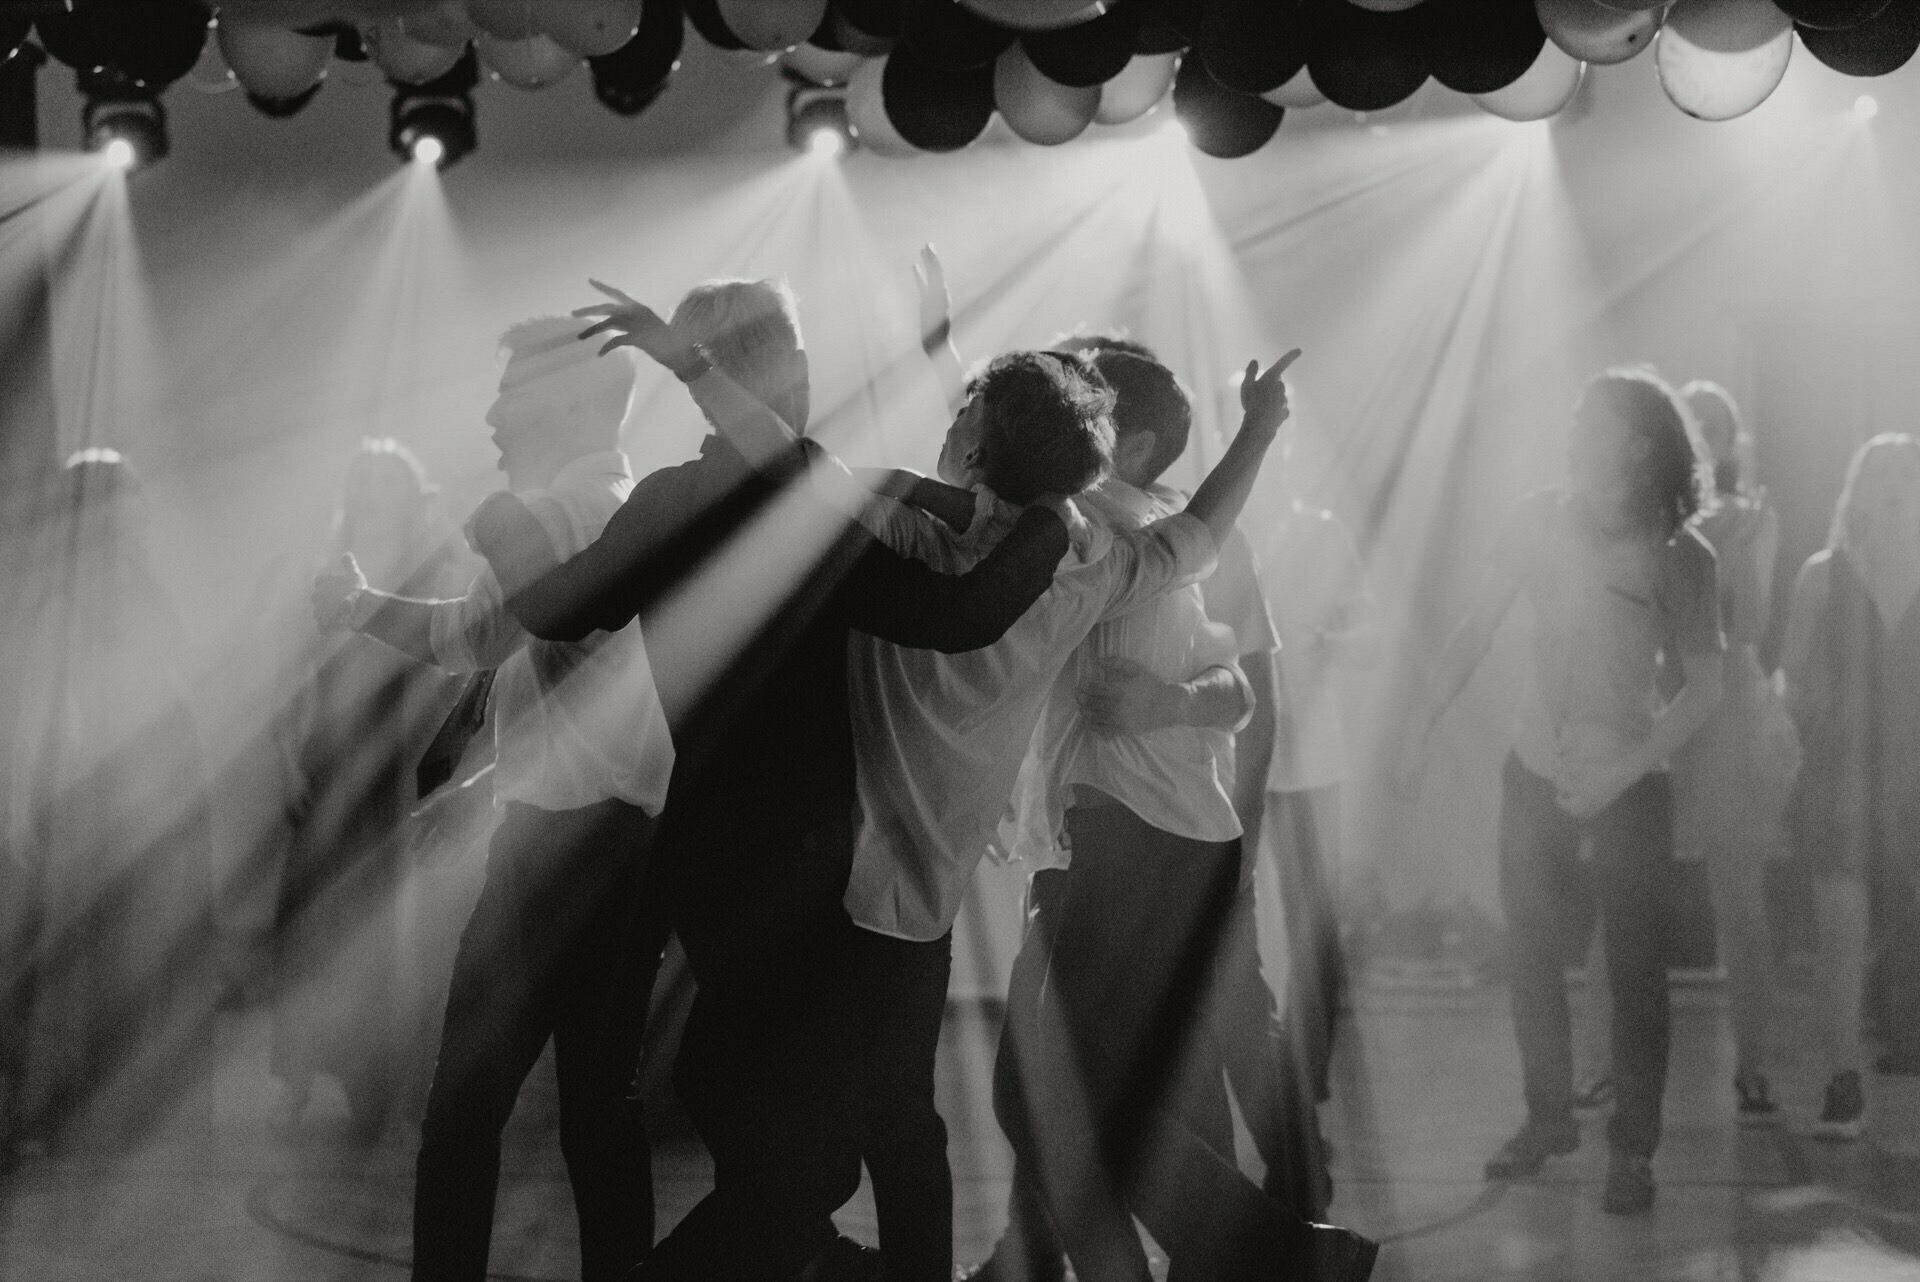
[1483,1117,1580,1179]
[1288,1222,1379,1282]
[955,1239,1063,1282]
[1813,1070,1865,1142]
[1734,1071,1780,1127]
[1601,1150,1655,1216]
[796,1236,884,1282]
[1570,1074,1614,1117]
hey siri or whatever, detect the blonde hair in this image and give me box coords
[1829,432,1920,555]
[670,278,802,406]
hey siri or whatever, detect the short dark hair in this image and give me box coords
[971,351,1115,503]
[1088,350,1190,484]
[1580,369,1706,538]
[1050,330,1161,365]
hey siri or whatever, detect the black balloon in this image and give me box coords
[902,0,1012,70]
[1134,0,1204,52]
[684,0,749,50]
[1800,0,1920,72]
[3,14,30,57]
[1198,0,1312,95]
[1777,0,1893,30]
[37,0,210,90]
[1304,0,1426,112]
[1024,1,1140,86]
[809,4,848,50]
[881,45,994,151]
[1173,53,1284,158]
[840,0,906,39]
[590,0,684,112]
[1421,0,1541,95]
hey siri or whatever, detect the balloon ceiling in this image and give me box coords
[15,0,1920,161]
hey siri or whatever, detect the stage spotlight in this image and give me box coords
[787,83,854,156]
[82,93,167,172]
[1854,94,1879,121]
[389,48,478,170]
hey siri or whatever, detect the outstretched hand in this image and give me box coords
[913,243,952,345]
[1239,348,1302,438]
[573,279,692,367]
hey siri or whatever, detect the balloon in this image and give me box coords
[1424,0,1544,92]
[1799,0,1920,73]
[993,40,1099,140]
[1349,0,1427,8]
[217,20,332,100]
[1197,0,1313,93]
[881,44,996,149]
[958,0,1107,32]
[718,0,830,49]
[187,27,239,92]
[902,0,1015,68]
[400,2,479,46]
[833,13,897,50]
[1777,0,1891,26]
[683,0,751,47]
[477,31,581,86]
[467,0,541,40]
[1537,0,1665,63]
[1095,50,1178,121]
[1261,62,1327,105]
[247,82,325,117]
[543,0,644,56]
[1472,35,1583,116]
[36,0,211,88]
[848,51,920,152]
[784,42,867,82]
[1591,0,1667,8]
[1023,2,1139,85]
[1172,52,1284,156]
[1306,0,1428,110]
[1664,0,1794,53]
[369,18,467,82]
[1655,11,1792,117]
[840,0,907,38]
[591,0,684,86]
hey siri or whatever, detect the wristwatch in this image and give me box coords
[672,342,716,384]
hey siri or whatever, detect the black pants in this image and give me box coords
[412,798,664,1282]
[1498,754,1673,1157]
[1270,785,1345,1105]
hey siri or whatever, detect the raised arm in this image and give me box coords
[914,243,967,416]
[1186,351,1302,546]
[311,552,521,671]
[470,488,654,643]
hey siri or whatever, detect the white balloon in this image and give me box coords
[847,54,918,154]
[542,0,643,56]
[477,31,580,87]
[958,0,1107,32]
[217,20,332,100]
[1655,13,1791,118]
[468,0,542,40]
[401,1,480,46]
[716,0,828,50]
[1536,0,1665,64]
[1472,37,1585,118]
[1261,63,1326,108]
[1095,51,1177,124]
[370,17,466,83]
[1664,0,1792,54]
[783,42,866,85]
[994,42,1099,143]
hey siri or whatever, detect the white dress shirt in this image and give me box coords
[842,486,1218,942]
[428,450,674,816]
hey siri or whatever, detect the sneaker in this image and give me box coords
[1570,1074,1615,1117]
[1483,1117,1581,1179]
[1601,1150,1655,1215]
[1734,1071,1780,1127]
[1813,1070,1865,1142]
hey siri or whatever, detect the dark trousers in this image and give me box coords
[1498,754,1673,1157]
[1270,785,1345,1105]
[1006,805,1304,1282]
[412,798,664,1282]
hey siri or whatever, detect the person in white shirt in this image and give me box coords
[310,317,674,1282]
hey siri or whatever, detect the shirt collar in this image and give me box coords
[546,449,632,492]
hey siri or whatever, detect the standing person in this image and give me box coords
[1780,434,1920,1141]
[275,439,469,1145]
[472,278,1080,1282]
[310,320,674,1282]
[1400,368,1725,1215]
[3,450,220,1156]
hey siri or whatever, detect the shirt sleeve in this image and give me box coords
[1664,527,1727,659]
[841,505,1069,654]
[1096,512,1219,622]
[427,568,527,673]
[1201,527,1279,657]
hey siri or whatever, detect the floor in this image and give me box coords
[4,970,1919,1282]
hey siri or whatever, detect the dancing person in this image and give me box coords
[311,322,674,1282]
[469,278,1079,1282]
[1780,434,1920,1141]
[1400,368,1725,1215]
[276,439,469,1146]
[2,450,220,1156]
